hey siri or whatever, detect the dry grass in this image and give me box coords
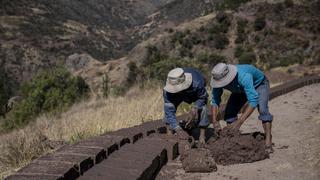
[0,85,232,179]
[0,86,166,179]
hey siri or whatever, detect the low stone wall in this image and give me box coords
[6,75,320,180]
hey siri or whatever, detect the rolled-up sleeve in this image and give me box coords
[240,74,259,108]
[211,88,223,106]
[163,90,178,130]
[194,86,208,109]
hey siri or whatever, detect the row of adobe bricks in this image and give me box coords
[5,120,172,180]
[6,75,320,180]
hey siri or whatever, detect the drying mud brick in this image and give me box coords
[118,140,168,167]
[37,153,93,175]
[56,145,106,164]
[5,174,63,180]
[74,135,121,155]
[206,128,269,165]
[107,126,144,144]
[146,134,179,161]
[135,120,167,135]
[79,139,166,180]
[181,148,217,173]
[14,161,79,179]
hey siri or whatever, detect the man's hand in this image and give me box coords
[227,120,242,130]
[185,107,198,129]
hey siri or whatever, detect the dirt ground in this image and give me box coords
[157,84,320,180]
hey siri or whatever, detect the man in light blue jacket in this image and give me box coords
[210,63,273,152]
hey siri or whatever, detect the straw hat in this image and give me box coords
[210,63,237,88]
[164,68,192,93]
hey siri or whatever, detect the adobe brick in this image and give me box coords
[5,174,63,180]
[75,137,118,155]
[56,145,106,164]
[37,153,93,175]
[17,161,79,179]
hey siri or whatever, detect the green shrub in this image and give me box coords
[285,19,300,28]
[235,33,246,44]
[208,20,230,34]
[0,71,10,118]
[234,46,245,58]
[197,53,210,63]
[208,54,226,65]
[216,12,227,23]
[141,57,204,82]
[2,68,89,130]
[278,54,303,67]
[238,52,256,64]
[284,0,294,8]
[190,35,202,45]
[102,73,110,98]
[111,85,127,96]
[213,34,229,49]
[197,53,226,66]
[180,37,193,49]
[216,0,250,11]
[146,45,166,65]
[237,19,247,34]
[127,61,138,85]
[254,16,266,31]
[171,31,187,45]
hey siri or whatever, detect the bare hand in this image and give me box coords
[227,121,242,130]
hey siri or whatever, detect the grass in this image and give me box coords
[0,86,165,179]
[0,83,234,179]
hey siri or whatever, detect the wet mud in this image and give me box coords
[180,128,269,172]
[206,129,269,165]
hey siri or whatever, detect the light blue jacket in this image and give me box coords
[211,64,265,108]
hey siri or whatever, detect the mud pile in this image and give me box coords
[206,129,269,165]
[181,148,217,172]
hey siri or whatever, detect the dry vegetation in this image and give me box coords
[0,86,165,179]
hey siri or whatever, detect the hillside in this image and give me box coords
[0,0,220,94]
[0,0,320,178]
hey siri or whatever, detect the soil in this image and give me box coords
[180,148,217,173]
[179,128,268,172]
[156,84,320,180]
[206,129,269,165]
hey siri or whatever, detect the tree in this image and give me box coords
[102,73,110,98]
[3,67,89,130]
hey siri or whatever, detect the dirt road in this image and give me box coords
[157,84,320,180]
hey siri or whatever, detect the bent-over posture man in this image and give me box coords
[163,67,209,144]
[210,63,273,152]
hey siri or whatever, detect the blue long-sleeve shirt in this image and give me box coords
[211,65,265,108]
[163,68,208,130]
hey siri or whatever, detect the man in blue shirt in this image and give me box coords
[163,67,209,144]
[210,63,273,152]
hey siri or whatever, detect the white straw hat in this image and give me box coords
[164,68,192,93]
[210,63,237,88]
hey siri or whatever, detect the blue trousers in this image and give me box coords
[224,79,273,123]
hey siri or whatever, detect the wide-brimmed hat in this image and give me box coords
[210,63,237,88]
[164,68,192,93]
